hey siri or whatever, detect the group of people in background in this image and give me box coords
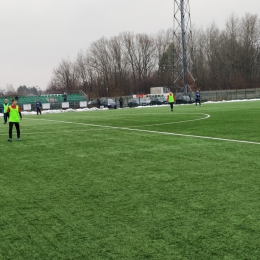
[167,90,201,111]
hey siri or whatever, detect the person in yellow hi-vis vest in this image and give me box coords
[6,99,22,142]
[3,99,9,124]
[167,92,175,112]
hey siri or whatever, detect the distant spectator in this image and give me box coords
[97,99,101,108]
[36,99,42,115]
[195,90,201,106]
[3,99,9,124]
[15,95,19,101]
[119,97,123,108]
[63,92,67,102]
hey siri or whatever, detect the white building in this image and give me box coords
[150,87,170,94]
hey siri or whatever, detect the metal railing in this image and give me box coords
[200,88,260,102]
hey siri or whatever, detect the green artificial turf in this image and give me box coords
[0,101,260,259]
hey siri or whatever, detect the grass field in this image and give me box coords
[0,101,260,259]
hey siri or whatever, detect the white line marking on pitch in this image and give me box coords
[137,113,210,127]
[0,129,106,136]
[24,118,260,145]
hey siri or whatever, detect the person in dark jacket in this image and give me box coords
[36,99,42,115]
[119,97,123,108]
[3,99,9,124]
[97,99,101,108]
[63,92,67,102]
[195,90,201,106]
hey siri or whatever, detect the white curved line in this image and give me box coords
[134,113,210,127]
[24,118,260,146]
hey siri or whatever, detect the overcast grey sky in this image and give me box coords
[0,0,259,91]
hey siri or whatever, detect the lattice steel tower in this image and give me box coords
[173,0,195,94]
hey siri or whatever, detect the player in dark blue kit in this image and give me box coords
[195,90,201,106]
[36,99,42,115]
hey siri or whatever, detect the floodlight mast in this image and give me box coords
[173,0,195,94]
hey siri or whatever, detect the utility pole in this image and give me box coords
[173,0,195,94]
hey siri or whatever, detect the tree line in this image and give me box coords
[47,13,260,97]
[0,85,41,97]
[17,85,41,96]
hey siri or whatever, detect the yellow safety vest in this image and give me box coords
[3,103,9,113]
[9,106,20,122]
[168,94,174,103]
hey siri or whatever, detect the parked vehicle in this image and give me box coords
[100,98,117,109]
[88,98,117,109]
[128,98,139,108]
[175,94,195,104]
[128,98,152,107]
[150,98,168,105]
[88,99,102,108]
[139,98,151,106]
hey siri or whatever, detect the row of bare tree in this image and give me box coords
[47,13,260,97]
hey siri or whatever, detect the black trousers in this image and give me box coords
[9,122,20,139]
[169,102,174,111]
[195,98,201,105]
[4,113,9,123]
[36,107,41,115]
[120,102,123,108]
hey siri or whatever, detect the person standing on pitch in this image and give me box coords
[36,99,42,115]
[195,90,201,106]
[119,97,123,108]
[6,99,22,142]
[3,99,9,124]
[167,92,175,111]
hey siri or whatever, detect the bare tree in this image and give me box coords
[239,13,260,86]
[222,14,244,88]
[75,50,97,99]
[192,27,208,89]
[89,37,114,96]
[52,59,80,92]
[121,32,157,93]
[107,35,130,95]
[154,29,173,63]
